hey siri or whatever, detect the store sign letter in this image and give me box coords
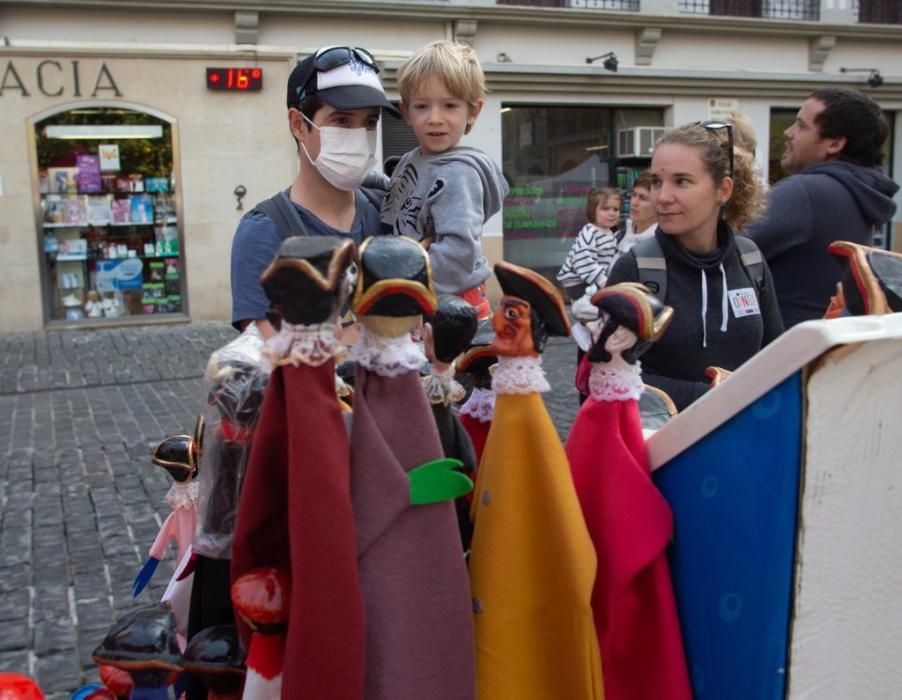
[1,60,122,98]
[0,62,29,96]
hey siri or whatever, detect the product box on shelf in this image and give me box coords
[87,196,112,225]
[95,258,144,291]
[48,167,78,194]
[130,194,154,224]
[43,196,66,224]
[58,238,87,258]
[111,199,131,224]
[76,154,102,193]
[63,198,87,226]
[145,177,169,193]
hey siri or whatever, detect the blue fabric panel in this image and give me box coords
[654,372,803,699]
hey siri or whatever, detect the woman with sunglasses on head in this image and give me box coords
[605,122,783,411]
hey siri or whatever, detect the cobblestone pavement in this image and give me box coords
[0,322,580,697]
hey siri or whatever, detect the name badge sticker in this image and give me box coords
[728,288,760,317]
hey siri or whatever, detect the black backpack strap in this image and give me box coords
[734,235,765,295]
[254,190,309,240]
[632,236,668,302]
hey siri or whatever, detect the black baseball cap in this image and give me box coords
[287,46,401,118]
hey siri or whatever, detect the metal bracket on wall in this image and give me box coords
[235,11,259,45]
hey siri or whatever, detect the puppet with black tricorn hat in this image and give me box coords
[468,261,603,700]
[131,431,200,648]
[422,294,480,549]
[229,236,366,699]
[456,320,497,467]
[564,282,691,700]
[348,235,475,700]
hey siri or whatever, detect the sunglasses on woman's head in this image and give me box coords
[696,120,734,178]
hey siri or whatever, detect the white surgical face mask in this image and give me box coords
[300,113,377,191]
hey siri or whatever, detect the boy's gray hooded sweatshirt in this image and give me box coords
[381,146,509,295]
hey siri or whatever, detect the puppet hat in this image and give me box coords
[457,319,497,376]
[494,261,570,337]
[92,604,183,672]
[351,236,438,317]
[262,237,357,326]
[152,434,196,483]
[429,295,479,364]
[828,240,902,316]
[591,282,673,341]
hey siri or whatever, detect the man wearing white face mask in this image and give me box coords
[230,46,400,338]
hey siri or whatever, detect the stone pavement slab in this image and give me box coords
[0,322,581,698]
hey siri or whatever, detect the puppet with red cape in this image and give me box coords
[565,282,691,700]
[348,236,475,700]
[230,236,365,699]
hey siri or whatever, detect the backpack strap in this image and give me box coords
[254,190,309,240]
[632,236,668,302]
[734,235,765,294]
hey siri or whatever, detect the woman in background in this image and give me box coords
[617,170,657,254]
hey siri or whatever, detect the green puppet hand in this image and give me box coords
[408,458,474,505]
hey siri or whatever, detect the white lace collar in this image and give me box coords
[423,364,466,406]
[263,322,341,368]
[349,325,426,378]
[492,355,550,395]
[459,387,495,423]
[165,480,199,511]
[588,360,644,402]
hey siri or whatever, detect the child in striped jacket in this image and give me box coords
[557,187,623,300]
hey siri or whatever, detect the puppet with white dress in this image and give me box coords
[468,261,603,700]
[348,235,475,700]
[564,282,691,700]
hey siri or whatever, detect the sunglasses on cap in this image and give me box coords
[314,46,378,74]
[696,120,734,178]
[294,46,380,104]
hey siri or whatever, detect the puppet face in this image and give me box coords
[490,296,536,357]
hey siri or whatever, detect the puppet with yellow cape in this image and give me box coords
[468,261,604,700]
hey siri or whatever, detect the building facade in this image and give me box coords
[1,0,900,331]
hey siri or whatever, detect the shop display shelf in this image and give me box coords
[55,254,88,261]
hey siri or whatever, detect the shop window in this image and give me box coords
[34,106,184,324]
[501,105,663,278]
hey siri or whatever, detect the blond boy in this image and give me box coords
[381,40,508,319]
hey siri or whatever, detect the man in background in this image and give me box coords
[747,87,898,328]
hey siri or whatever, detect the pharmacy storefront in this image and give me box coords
[1,53,297,330]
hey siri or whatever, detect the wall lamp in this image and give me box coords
[585,51,618,73]
[839,67,883,88]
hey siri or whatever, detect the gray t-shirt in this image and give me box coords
[230,189,380,329]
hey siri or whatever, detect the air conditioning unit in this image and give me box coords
[617,127,666,158]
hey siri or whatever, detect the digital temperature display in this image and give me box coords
[206,68,263,92]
